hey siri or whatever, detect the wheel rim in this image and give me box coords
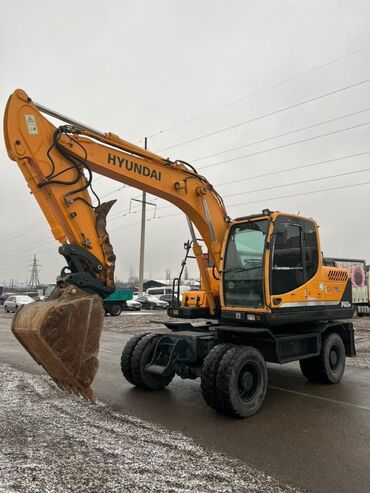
[329,346,340,371]
[238,362,261,402]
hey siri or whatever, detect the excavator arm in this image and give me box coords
[3,89,229,398]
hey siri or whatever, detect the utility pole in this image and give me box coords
[138,137,147,295]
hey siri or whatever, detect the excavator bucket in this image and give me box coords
[11,284,104,401]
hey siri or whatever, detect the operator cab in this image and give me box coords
[220,211,352,326]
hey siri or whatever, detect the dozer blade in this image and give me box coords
[11,284,105,401]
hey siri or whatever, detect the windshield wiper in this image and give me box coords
[222,264,262,274]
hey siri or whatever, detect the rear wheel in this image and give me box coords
[109,304,122,316]
[300,332,345,384]
[131,334,174,390]
[210,345,267,418]
[121,333,149,385]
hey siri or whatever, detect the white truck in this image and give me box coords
[325,258,370,316]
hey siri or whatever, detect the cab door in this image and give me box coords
[270,216,319,307]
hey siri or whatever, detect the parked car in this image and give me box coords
[4,295,34,313]
[124,299,142,311]
[159,294,178,306]
[0,292,14,305]
[135,295,168,310]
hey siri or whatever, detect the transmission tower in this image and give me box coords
[28,254,41,287]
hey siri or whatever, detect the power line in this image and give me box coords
[217,149,370,187]
[193,106,370,163]
[157,77,370,153]
[0,209,39,233]
[153,149,370,214]
[100,184,128,199]
[199,120,370,170]
[0,222,45,244]
[87,107,370,221]
[144,42,370,141]
[96,116,370,220]
[227,180,370,209]
[0,239,55,264]
[4,178,370,269]
[0,243,57,269]
[6,88,368,234]
[223,167,370,199]
[153,179,370,222]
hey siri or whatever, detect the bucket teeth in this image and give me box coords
[11,285,104,402]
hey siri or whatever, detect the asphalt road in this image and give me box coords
[1,312,369,493]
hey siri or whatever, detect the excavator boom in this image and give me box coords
[3,89,229,398]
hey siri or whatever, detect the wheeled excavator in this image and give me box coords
[3,89,356,417]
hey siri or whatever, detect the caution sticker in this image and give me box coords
[25,114,38,134]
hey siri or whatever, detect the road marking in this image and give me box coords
[100,349,114,354]
[269,385,370,411]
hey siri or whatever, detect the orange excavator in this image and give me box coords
[3,89,356,417]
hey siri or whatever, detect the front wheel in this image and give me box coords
[121,333,149,384]
[205,345,267,418]
[130,334,174,390]
[4,306,8,313]
[300,332,345,384]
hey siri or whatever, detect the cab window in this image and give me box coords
[271,216,318,295]
[223,220,269,307]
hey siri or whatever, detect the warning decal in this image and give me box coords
[25,114,38,134]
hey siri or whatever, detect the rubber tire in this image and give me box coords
[214,345,268,418]
[300,332,345,384]
[109,304,122,317]
[121,333,149,385]
[131,334,174,390]
[299,357,320,381]
[4,306,8,313]
[201,343,232,410]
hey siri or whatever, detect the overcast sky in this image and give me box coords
[1,0,370,285]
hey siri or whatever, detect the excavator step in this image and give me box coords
[146,336,182,377]
[145,364,168,376]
